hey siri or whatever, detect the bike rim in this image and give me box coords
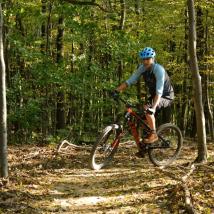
[150,127,180,164]
[93,130,118,166]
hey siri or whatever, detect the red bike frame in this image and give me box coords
[111,104,151,151]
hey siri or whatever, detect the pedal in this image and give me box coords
[135,151,145,158]
[140,142,149,151]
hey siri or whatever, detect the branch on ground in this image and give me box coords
[182,182,196,214]
[57,140,91,154]
[194,162,214,172]
[181,164,195,182]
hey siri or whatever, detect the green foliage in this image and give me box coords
[4,0,214,144]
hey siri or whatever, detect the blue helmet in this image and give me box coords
[139,47,156,59]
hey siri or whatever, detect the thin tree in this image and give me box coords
[0,3,8,178]
[56,16,65,130]
[187,0,207,162]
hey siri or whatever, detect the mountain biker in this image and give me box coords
[115,47,174,144]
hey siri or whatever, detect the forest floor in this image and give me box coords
[0,139,214,214]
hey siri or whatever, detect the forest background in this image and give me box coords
[3,0,214,144]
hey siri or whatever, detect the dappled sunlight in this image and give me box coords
[0,142,213,213]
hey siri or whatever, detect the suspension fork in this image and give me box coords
[111,125,124,148]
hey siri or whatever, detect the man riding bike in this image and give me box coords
[115,47,174,144]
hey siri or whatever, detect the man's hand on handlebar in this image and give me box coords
[116,82,128,92]
[111,90,120,100]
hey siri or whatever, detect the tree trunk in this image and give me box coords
[180,9,189,136]
[56,16,65,130]
[40,0,49,137]
[119,0,125,30]
[117,0,126,81]
[46,1,52,54]
[56,91,65,130]
[0,4,8,178]
[135,0,141,15]
[204,10,214,140]
[187,0,207,162]
[41,0,46,53]
[196,7,214,140]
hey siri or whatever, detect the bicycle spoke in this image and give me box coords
[148,124,183,166]
[90,125,121,170]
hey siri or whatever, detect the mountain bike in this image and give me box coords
[89,92,183,170]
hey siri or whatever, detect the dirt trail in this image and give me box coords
[0,141,214,213]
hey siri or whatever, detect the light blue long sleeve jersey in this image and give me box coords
[126,63,165,96]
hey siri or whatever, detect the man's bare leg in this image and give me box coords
[144,114,158,143]
[146,114,156,131]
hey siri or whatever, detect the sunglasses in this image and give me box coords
[142,58,152,61]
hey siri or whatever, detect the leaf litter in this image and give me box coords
[0,140,213,213]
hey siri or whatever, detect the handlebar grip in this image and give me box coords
[110,90,120,100]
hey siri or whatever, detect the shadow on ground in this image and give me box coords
[0,140,213,213]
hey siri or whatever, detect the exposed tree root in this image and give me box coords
[157,164,196,213]
[194,156,207,164]
[194,162,214,172]
[181,164,195,182]
[182,182,196,214]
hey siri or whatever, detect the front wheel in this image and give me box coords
[89,124,122,170]
[148,123,183,167]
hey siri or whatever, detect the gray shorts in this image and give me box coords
[148,97,173,115]
[156,97,173,112]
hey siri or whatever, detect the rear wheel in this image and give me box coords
[148,123,183,166]
[89,124,121,170]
